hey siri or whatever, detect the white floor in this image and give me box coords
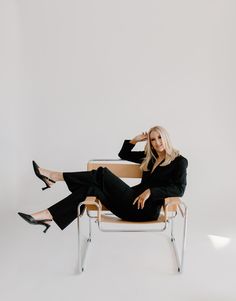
[1,204,235,301]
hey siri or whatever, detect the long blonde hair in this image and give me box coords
[140,126,180,171]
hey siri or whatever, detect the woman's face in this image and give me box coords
[149,130,165,153]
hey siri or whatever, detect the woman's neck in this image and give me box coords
[157,151,166,161]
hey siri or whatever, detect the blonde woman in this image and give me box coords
[18,126,188,233]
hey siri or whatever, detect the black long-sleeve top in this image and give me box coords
[118,140,188,200]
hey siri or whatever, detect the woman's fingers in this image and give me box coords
[141,200,145,209]
[141,132,148,140]
[134,132,148,142]
[133,196,145,209]
[133,189,150,209]
[133,197,140,209]
[133,197,138,205]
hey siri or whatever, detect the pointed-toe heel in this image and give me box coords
[32,160,56,191]
[18,212,52,233]
[43,224,51,233]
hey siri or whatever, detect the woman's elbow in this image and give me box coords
[178,185,186,197]
[118,151,125,160]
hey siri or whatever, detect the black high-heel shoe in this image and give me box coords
[18,212,52,233]
[32,160,56,191]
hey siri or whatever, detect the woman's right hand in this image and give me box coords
[130,132,148,144]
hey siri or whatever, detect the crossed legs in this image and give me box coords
[19,163,162,231]
[31,167,64,222]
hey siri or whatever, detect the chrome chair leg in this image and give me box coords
[77,201,101,274]
[179,204,188,273]
[77,203,92,274]
[169,202,188,273]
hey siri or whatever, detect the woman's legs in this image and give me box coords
[31,209,53,224]
[48,186,89,230]
[47,167,161,229]
[46,167,134,230]
[21,166,133,230]
[63,167,133,202]
[30,167,162,230]
[29,163,66,222]
[28,165,65,223]
[38,167,64,186]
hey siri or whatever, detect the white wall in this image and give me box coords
[1,0,236,222]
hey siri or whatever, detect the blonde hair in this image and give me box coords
[140,126,180,171]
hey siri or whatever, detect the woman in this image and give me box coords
[18,125,188,233]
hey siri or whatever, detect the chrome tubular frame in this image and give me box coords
[168,200,188,273]
[77,199,188,274]
[77,202,100,274]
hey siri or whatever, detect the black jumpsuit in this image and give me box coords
[48,140,188,230]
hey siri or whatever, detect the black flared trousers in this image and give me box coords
[48,167,163,230]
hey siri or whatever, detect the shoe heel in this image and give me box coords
[33,160,55,191]
[43,224,51,233]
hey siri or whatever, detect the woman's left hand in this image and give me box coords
[133,189,151,209]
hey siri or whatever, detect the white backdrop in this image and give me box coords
[1,0,236,222]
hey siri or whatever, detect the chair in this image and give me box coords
[77,160,188,274]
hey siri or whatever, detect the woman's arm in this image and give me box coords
[118,132,147,164]
[118,140,145,164]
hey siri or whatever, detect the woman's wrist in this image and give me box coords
[129,133,148,145]
[129,139,137,145]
